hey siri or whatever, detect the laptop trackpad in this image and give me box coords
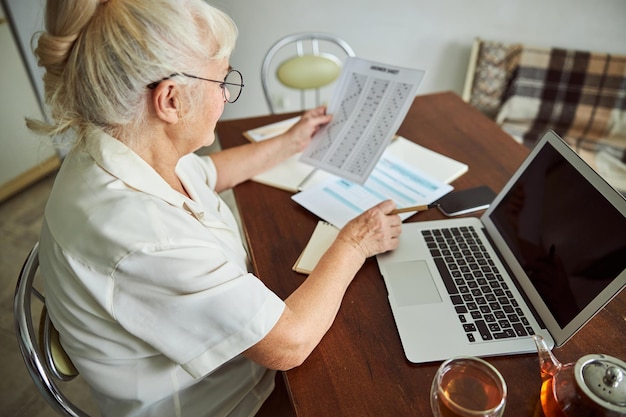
[386,260,442,307]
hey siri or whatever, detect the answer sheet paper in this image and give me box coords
[292,152,452,229]
[300,57,426,184]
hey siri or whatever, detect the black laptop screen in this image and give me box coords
[490,143,626,328]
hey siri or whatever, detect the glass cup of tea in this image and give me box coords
[431,356,507,417]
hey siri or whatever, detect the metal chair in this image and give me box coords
[14,242,90,417]
[261,32,355,113]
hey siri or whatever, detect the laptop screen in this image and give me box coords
[489,138,626,330]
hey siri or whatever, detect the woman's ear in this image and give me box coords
[152,81,181,123]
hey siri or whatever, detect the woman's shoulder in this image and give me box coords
[178,152,217,189]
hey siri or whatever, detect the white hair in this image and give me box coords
[27,0,238,147]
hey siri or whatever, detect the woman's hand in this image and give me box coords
[281,106,333,153]
[336,200,402,259]
[244,199,402,370]
[210,106,331,192]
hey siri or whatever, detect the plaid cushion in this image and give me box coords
[494,45,626,191]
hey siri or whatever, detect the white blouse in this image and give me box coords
[39,129,285,417]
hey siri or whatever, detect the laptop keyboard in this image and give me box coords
[422,226,535,343]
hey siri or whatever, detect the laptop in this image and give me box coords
[376,130,626,363]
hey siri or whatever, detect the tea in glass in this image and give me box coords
[431,356,507,417]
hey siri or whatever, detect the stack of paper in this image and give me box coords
[240,56,468,274]
[244,118,467,194]
[291,146,456,229]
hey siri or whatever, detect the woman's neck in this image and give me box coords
[121,128,191,199]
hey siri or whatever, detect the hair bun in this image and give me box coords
[36,32,79,70]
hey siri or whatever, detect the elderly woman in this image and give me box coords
[29,0,401,416]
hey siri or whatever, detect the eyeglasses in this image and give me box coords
[147,69,244,103]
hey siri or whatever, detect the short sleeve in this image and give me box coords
[111,244,285,379]
[178,153,218,190]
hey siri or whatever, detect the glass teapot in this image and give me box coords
[533,335,626,417]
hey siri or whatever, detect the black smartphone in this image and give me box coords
[436,185,496,216]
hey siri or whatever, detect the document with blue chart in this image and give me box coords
[300,57,426,184]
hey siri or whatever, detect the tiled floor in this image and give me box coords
[0,141,249,417]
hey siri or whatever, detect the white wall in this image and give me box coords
[0,2,57,199]
[1,0,46,114]
[213,0,626,120]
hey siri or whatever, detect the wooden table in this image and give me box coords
[216,92,626,417]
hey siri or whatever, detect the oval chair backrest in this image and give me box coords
[39,305,79,380]
[261,32,355,113]
[277,54,343,90]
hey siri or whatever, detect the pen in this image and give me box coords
[390,202,439,214]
